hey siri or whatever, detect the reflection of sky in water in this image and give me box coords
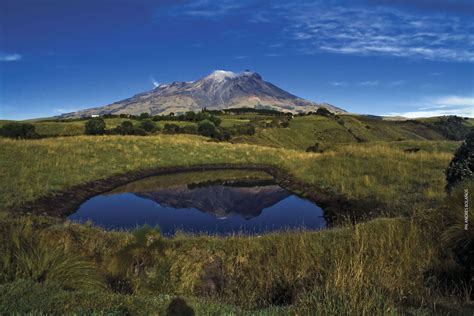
[69,185,326,236]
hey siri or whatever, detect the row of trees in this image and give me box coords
[84,117,256,141]
[0,122,39,139]
[85,118,156,136]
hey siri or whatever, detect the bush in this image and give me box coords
[180,125,198,134]
[107,121,147,136]
[208,115,221,127]
[316,107,333,117]
[184,111,196,121]
[445,130,474,192]
[197,120,217,137]
[209,128,231,141]
[139,112,150,120]
[132,127,146,136]
[139,120,156,132]
[280,121,290,128]
[163,123,180,134]
[306,143,323,153]
[0,122,38,139]
[84,118,106,135]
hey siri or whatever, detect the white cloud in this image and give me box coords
[387,80,406,87]
[329,81,347,87]
[179,0,243,17]
[387,95,474,118]
[151,76,160,88]
[359,81,379,87]
[0,53,22,62]
[434,96,474,107]
[282,5,474,63]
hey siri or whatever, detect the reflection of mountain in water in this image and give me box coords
[135,183,290,219]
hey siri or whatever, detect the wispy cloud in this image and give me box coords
[0,52,22,62]
[234,55,248,59]
[387,95,474,118]
[282,3,474,63]
[157,1,474,62]
[387,80,405,87]
[173,0,245,17]
[359,80,379,87]
[329,81,347,87]
[150,76,160,88]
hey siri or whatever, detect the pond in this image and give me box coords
[68,170,326,235]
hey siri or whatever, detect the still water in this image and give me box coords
[68,170,326,235]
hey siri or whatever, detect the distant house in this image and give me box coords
[90,114,100,118]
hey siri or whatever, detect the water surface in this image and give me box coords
[68,170,326,235]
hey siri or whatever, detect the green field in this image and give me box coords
[234,114,472,150]
[0,113,473,314]
[0,135,454,214]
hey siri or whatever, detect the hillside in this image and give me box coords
[2,113,472,151]
[233,114,473,150]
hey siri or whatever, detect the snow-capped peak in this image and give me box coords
[205,70,237,82]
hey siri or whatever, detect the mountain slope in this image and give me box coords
[61,70,345,117]
[136,183,290,219]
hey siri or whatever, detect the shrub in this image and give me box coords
[139,112,150,120]
[84,118,106,135]
[106,121,147,136]
[306,143,323,153]
[197,120,217,137]
[139,120,156,132]
[214,128,231,141]
[315,107,333,117]
[0,122,38,139]
[132,127,146,136]
[445,130,474,192]
[110,225,164,278]
[184,111,196,121]
[163,123,180,134]
[208,115,221,127]
[180,125,198,134]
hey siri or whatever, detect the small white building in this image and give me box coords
[90,114,99,118]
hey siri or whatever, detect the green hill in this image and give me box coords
[233,114,473,150]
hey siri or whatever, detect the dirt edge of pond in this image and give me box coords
[17,164,384,224]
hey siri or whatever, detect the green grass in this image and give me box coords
[109,169,272,194]
[0,120,471,314]
[1,193,472,314]
[0,135,454,215]
[234,114,458,150]
[0,118,199,137]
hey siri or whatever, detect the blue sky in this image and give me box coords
[1,0,473,119]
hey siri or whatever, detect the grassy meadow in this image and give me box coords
[0,114,473,314]
[0,135,454,214]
